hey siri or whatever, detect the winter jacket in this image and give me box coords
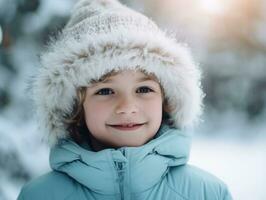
[17,125,233,200]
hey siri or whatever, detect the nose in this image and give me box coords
[115,96,139,115]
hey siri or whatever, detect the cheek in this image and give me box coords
[143,97,163,118]
[83,101,111,125]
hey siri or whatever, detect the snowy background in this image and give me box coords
[0,0,265,200]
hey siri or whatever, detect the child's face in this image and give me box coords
[83,70,163,148]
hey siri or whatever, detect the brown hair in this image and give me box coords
[65,87,88,144]
[64,69,172,145]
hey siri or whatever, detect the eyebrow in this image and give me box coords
[138,76,156,82]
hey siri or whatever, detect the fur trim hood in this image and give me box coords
[33,0,204,146]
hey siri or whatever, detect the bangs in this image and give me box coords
[91,68,160,84]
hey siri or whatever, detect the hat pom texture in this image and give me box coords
[33,0,204,146]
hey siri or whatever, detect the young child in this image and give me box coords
[18,0,233,199]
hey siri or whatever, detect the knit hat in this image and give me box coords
[33,0,204,146]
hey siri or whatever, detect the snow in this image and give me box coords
[188,109,266,200]
[190,137,266,200]
[0,117,49,200]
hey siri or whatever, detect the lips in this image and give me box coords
[107,123,146,131]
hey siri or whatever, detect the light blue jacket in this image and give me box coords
[18,125,233,200]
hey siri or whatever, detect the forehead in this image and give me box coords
[92,69,159,84]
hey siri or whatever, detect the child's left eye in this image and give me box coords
[136,86,154,93]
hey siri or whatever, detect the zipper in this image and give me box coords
[114,148,126,200]
[116,162,125,200]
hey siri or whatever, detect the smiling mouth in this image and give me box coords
[107,123,146,131]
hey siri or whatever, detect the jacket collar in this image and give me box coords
[49,125,191,194]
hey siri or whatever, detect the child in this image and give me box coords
[18,0,233,199]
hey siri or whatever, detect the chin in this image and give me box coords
[126,139,148,147]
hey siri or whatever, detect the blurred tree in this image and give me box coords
[0,0,68,112]
[0,0,72,199]
[204,0,266,119]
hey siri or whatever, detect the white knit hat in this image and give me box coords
[33,0,204,146]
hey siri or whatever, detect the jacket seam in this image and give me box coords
[165,180,189,200]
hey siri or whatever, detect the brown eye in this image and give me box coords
[95,88,114,95]
[136,86,154,93]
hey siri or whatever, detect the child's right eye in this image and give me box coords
[95,88,114,95]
